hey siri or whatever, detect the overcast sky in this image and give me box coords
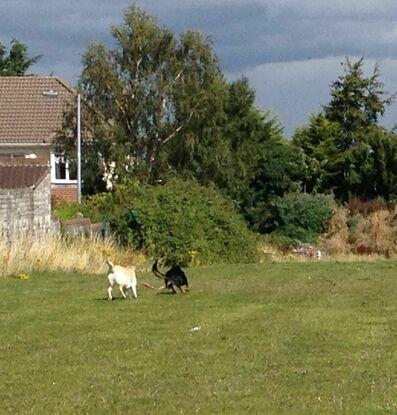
[2,0,397,136]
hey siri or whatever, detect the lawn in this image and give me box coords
[1,261,397,414]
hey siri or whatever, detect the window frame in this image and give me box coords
[50,153,77,184]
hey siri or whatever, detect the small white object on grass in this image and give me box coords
[190,326,201,332]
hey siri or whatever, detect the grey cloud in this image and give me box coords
[136,1,397,73]
[2,0,397,75]
[239,56,397,137]
[1,0,397,134]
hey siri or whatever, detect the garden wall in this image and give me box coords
[0,173,53,243]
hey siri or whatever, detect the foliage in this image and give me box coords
[57,6,282,197]
[84,179,259,265]
[223,78,284,200]
[268,192,336,244]
[294,58,397,202]
[293,113,343,194]
[58,6,225,189]
[241,139,307,232]
[324,58,395,133]
[0,38,40,75]
[295,119,397,201]
[355,127,397,199]
[52,200,87,221]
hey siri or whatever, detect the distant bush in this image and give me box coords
[266,233,296,251]
[85,179,259,265]
[52,200,82,221]
[52,199,103,222]
[269,192,336,244]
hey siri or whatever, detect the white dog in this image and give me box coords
[106,259,137,300]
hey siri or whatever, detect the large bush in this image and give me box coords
[84,179,259,265]
[269,192,336,245]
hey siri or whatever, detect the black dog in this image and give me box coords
[152,260,189,294]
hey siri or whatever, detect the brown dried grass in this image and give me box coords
[320,205,397,259]
[319,206,350,256]
[0,234,148,277]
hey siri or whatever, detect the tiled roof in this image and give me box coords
[0,76,75,144]
[0,157,50,189]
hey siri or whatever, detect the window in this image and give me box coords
[55,158,67,179]
[51,154,77,183]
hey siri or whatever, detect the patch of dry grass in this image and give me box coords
[319,206,397,259]
[0,234,148,277]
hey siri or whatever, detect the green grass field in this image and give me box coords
[2,262,397,414]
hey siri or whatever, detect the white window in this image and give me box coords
[50,154,77,183]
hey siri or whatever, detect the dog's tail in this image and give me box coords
[152,260,165,280]
[106,258,114,271]
[143,282,157,290]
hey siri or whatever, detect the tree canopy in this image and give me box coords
[324,58,395,133]
[58,5,281,196]
[294,58,397,202]
[56,7,397,243]
[0,38,41,76]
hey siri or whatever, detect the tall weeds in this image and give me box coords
[319,207,351,256]
[320,205,397,259]
[0,235,147,277]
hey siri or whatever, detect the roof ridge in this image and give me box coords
[52,77,76,94]
[0,76,76,92]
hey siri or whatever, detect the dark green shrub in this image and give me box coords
[52,201,81,221]
[266,233,296,250]
[85,179,259,265]
[51,194,113,223]
[269,192,336,243]
[52,200,100,221]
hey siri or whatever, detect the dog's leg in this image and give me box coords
[171,283,177,294]
[119,285,127,299]
[178,285,186,294]
[107,285,113,301]
[131,285,137,299]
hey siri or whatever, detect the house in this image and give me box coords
[0,76,77,202]
[0,157,52,241]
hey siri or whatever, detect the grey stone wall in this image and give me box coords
[0,173,52,242]
[62,217,110,238]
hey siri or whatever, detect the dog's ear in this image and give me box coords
[106,258,114,268]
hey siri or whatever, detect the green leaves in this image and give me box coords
[77,6,229,187]
[58,5,282,198]
[325,59,395,132]
[269,192,336,244]
[294,59,397,202]
[85,179,259,265]
[0,38,41,76]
